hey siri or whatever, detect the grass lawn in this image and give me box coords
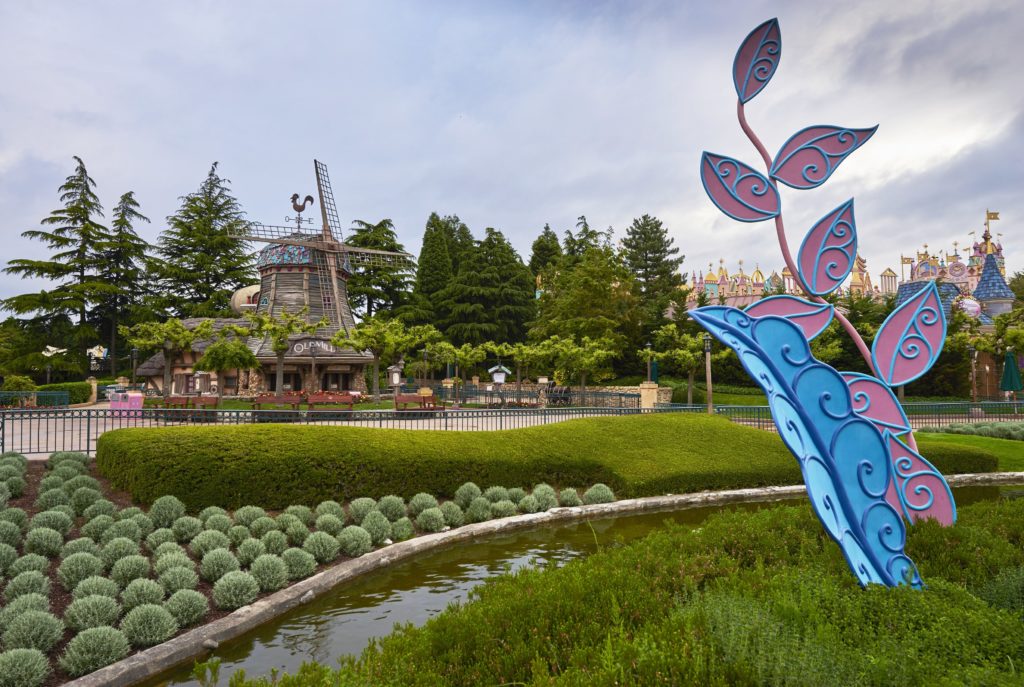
[916,432,1024,471]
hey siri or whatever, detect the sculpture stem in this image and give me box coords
[736,100,877,375]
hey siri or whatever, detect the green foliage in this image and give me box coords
[158,565,199,595]
[338,526,372,558]
[154,551,193,577]
[408,493,439,517]
[465,497,492,523]
[146,528,176,552]
[201,549,240,582]
[204,513,234,534]
[64,594,122,631]
[0,594,48,634]
[360,511,392,546]
[391,518,414,542]
[236,538,265,568]
[454,482,481,509]
[189,530,230,558]
[81,514,114,543]
[344,218,412,320]
[154,541,186,559]
[38,381,92,404]
[101,518,142,545]
[284,505,314,526]
[2,610,63,652]
[439,501,464,527]
[24,527,63,557]
[517,495,539,513]
[150,495,186,529]
[212,571,259,610]
[0,521,21,548]
[34,488,70,511]
[375,495,406,523]
[61,537,100,560]
[4,571,49,601]
[0,544,15,577]
[302,531,340,564]
[0,376,36,393]
[164,589,208,628]
[122,578,165,612]
[4,477,25,499]
[0,648,50,687]
[198,506,227,523]
[83,499,116,520]
[482,486,508,504]
[281,548,317,581]
[228,525,251,548]
[9,555,47,577]
[59,626,130,677]
[110,555,150,589]
[284,521,309,547]
[506,487,527,504]
[38,475,63,494]
[73,576,119,601]
[58,552,104,591]
[250,554,289,593]
[313,514,344,537]
[120,603,178,647]
[528,223,562,276]
[233,505,267,528]
[927,421,1024,441]
[100,537,140,570]
[249,517,278,539]
[532,483,558,511]
[621,214,684,336]
[314,501,344,520]
[489,500,517,518]
[558,488,582,507]
[261,530,288,556]
[71,486,102,515]
[416,507,446,533]
[582,483,616,505]
[411,213,455,322]
[348,498,376,525]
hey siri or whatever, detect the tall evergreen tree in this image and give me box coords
[155,162,254,318]
[562,215,604,259]
[345,218,413,319]
[528,224,562,276]
[621,214,685,334]
[409,214,453,322]
[436,214,474,276]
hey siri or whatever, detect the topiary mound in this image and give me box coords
[120,603,178,647]
[59,626,131,678]
[0,648,50,687]
[164,589,208,627]
[212,571,259,610]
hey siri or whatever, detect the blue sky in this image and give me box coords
[1,0,1020,304]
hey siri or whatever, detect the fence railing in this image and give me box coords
[400,385,640,409]
[0,391,71,408]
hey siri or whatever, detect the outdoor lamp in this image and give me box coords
[703,333,712,353]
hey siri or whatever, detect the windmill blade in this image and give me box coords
[337,245,417,269]
[314,160,344,242]
[228,223,319,245]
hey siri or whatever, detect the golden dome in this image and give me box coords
[781,265,792,276]
[752,265,765,282]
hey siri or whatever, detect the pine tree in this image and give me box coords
[528,224,562,276]
[434,214,474,275]
[411,214,453,321]
[562,215,604,259]
[154,162,254,318]
[621,214,685,334]
[345,219,413,319]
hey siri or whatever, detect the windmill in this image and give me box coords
[229,160,416,392]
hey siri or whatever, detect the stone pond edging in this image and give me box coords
[66,471,1024,687]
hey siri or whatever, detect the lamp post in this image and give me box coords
[645,342,652,383]
[45,364,52,386]
[310,342,318,393]
[704,332,713,414]
[968,344,977,403]
[131,348,139,387]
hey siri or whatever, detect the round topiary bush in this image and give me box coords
[0,521,22,548]
[281,548,317,580]
[71,487,102,516]
[146,528,176,552]
[5,477,25,499]
[122,578,165,611]
[466,497,492,523]
[100,537,141,569]
[315,500,345,520]
[415,507,446,533]
[233,505,267,528]
[249,516,278,538]
[201,549,240,582]
[154,541,186,558]
[58,552,104,591]
[83,499,117,520]
[360,511,392,546]
[198,506,227,523]
[490,500,517,519]
[154,551,193,576]
[4,571,49,601]
[250,554,288,592]
[120,603,178,647]
[454,482,481,509]
[2,610,64,652]
[348,497,376,525]
[29,510,72,536]
[172,516,203,543]
[189,530,230,558]
[49,504,77,521]
[164,589,208,627]
[261,530,288,555]
[391,517,414,541]
[81,514,115,543]
[228,525,251,548]
[100,519,142,545]
[59,626,130,677]
[131,513,155,538]
[37,475,64,494]
[302,531,339,564]
[338,525,373,558]
[0,508,27,531]
[24,527,63,557]
[63,594,122,632]
[285,521,309,546]
[110,555,150,589]
[0,594,48,633]
[558,488,582,507]
[212,571,259,610]
[61,537,100,559]
[204,513,233,534]
[408,493,439,517]
[34,488,70,511]
[517,495,540,513]
[532,484,558,511]
[73,576,119,601]
[148,495,186,529]
[582,483,616,505]
[314,513,344,536]
[0,648,50,687]
[284,505,314,526]
[9,554,47,577]
[237,538,266,568]
[0,543,16,577]
[507,487,527,504]
[158,565,199,595]
[375,495,406,522]
[483,486,509,504]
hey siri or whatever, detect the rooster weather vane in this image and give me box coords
[693,18,955,589]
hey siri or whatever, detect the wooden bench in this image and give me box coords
[192,397,219,409]
[394,393,445,411]
[306,392,355,410]
[253,395,302,410]
[162,396,192,409]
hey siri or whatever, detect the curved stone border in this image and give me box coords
[67,472,1024,687]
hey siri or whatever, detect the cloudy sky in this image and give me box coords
[1,0,1020,305]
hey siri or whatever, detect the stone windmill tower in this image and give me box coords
[230,160,415,393]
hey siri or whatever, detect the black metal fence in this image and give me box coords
[399,384,640,409]
[0,391,70,408]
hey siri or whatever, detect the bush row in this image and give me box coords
[36,382,92,405]
[920,421,1024,442]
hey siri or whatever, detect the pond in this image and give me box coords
[141,485,1013,686]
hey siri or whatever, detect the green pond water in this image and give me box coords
[141,485,1013,686]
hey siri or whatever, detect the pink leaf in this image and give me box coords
[733,18,781,104]
[842,372,911,436]
[744,295,833,340]
[700,152,780,223]
[871,281,946,386]
[770,125,877,190]
[796,200,857,296]
[885,433,956,526]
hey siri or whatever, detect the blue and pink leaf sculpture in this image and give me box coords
[770,125,878,190]
[797,200,857,296]
[700,152,780,222]
[871,282,946,386]
[733,18,781,104]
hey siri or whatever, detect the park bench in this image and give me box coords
[394,392,445,411]
[252,396,302,410]
[162,396,192,409]
[306,392,355,410]
[191,396,219,409]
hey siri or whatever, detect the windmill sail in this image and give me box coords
[315,159,344,242]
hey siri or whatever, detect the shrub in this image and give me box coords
[0,544,15,576]
[172,516,203,543]
[146,528,177,552]
[261,530,289,555]
[250,554,288,592]
[24,527,63,557]
[532,484,558,510]
[490,500,517,519]
[38,476,63,494]
[83,499,117,520]
[58,552,104,591]
[48,451,85,468]
[64,594,122,631]
[201,549,240,582]
[4,477,25,499]
[228,525,252,548]
[2,610,64,652]
[131,513,155,537]
[158,565,199,594]
[249,517,279,538]
[583,483,616,505]
[0,521,22,548]
[34,488,70,510]
[233,505,267,528]
[81,515,115,543]
[454,482,482,509]
[415,507,446,533]
[285,505,314,526]
[237,538,266,567]
[0,376,34,392]
[338,526,372,558]
[391,517,414,541]
[977,566,1024,612]
[349,498,376,525]
[61,537,100,559]
[189,530,230,558]
[315,500,345,520]
[439,501,464,527]
[110,555,150,589]
[154,552,193,577]
[59,626,131,677]
[0,594,48,633]
[507,487,527,503]
[466,497,492,523]
[517,495,540,513]
[122,578,165,611]
[303,531,340,563]
[70,488,102,517]
[212,571,259,610]
[483,486,509,504]
[63,475,98,494]
[0,508,27,531]
[29,510,72,536]
[73,576,119,601]
[164,589,208,627]
[10,555,47,578]
[314,513,344,536]
[101,518,142,545]
[285,521,310,547]
[53,465,85,482]
[198,505,228,523]
[408,493,439,517]
[375,495,406,522]
[116,501,142,516]
[0,648,50,687]
[149,495,186,529]
[100,537,140,569]
[559,488,582,507]
[204,513,234,534]
[38,381,92,404]
[154,541,186,558]
[120,603,178,647]
[281,548,317,580]
[361,511,392,546]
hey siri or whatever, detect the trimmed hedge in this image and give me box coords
[96,414,999,509]
[37,382,92,405]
